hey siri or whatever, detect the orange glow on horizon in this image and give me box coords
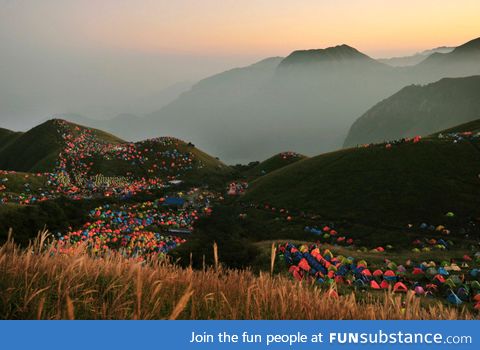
[2,0,479,58]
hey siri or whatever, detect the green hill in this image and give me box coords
[0,120,124,173]
[0,128,15,144]
[244,120,480,226]
[243,152,308,179]
[0,121,65,172]
[344,76,480,147]
[0,119,232,185]
[0,128,22,152]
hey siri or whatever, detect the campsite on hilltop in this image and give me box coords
[0,115,480,319]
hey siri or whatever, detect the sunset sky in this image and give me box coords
[0,0,479,129]
[2,0,479,57]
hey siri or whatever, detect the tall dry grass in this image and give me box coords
[0,231,476,320]
[270,242,276,276]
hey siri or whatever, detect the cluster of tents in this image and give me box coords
[227,182,249,196]
[0,173,8,195]
[0,172,53,205]
[358,135,422,149]
[384,136,422,149]
[279,152,302,160]
[438,131,480,143]
[136,137,203,171]
[279,243,480,309]
[0,121,206,205]
[356,130,478,151]
[53,120,199,195]
[248,203,295,220]
[304,226,355,246]
[418,220,453,234]
[411,236,454,253]
[96,137,199,174]
[305,225,394,252]
[55,198,205,259]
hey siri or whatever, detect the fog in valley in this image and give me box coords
[1,1,479,164]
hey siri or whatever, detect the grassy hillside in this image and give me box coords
[0,120,124,173]
[242,152,307,179]
[0,128,22,150]
[344,76,480,147]
[244,122,480,226]
[0,121,63,172]
[0,119,233,185]
[0,172,47,195]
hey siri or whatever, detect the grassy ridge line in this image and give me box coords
[243,153,308,179]
[0,128,22,153]
[0,119,233,181]
[0,120,64,172]
[0,232,474,320]
[244,137,480,225]
[431,119,480,135]
[0,119,127,173]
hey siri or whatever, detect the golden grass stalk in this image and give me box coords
[66,295,75,320]
[36,297,46,320]
[213,241,219,272]
[270,242,276,276]
[169,283,194,320]
[135,267,143,320]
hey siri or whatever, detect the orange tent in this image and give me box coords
[393,282,408,292]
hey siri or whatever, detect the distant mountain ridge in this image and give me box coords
[419,37,480,66]
[63,36,480,163]
[57,80,193,141]
[378,47,454,67]
[344,76,480,147]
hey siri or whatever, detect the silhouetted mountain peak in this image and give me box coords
[279,44,375,66]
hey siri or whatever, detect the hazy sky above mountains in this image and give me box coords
[1,0,479,130]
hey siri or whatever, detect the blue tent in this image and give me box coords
[163,197,185,207]
[446,291,463,305]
